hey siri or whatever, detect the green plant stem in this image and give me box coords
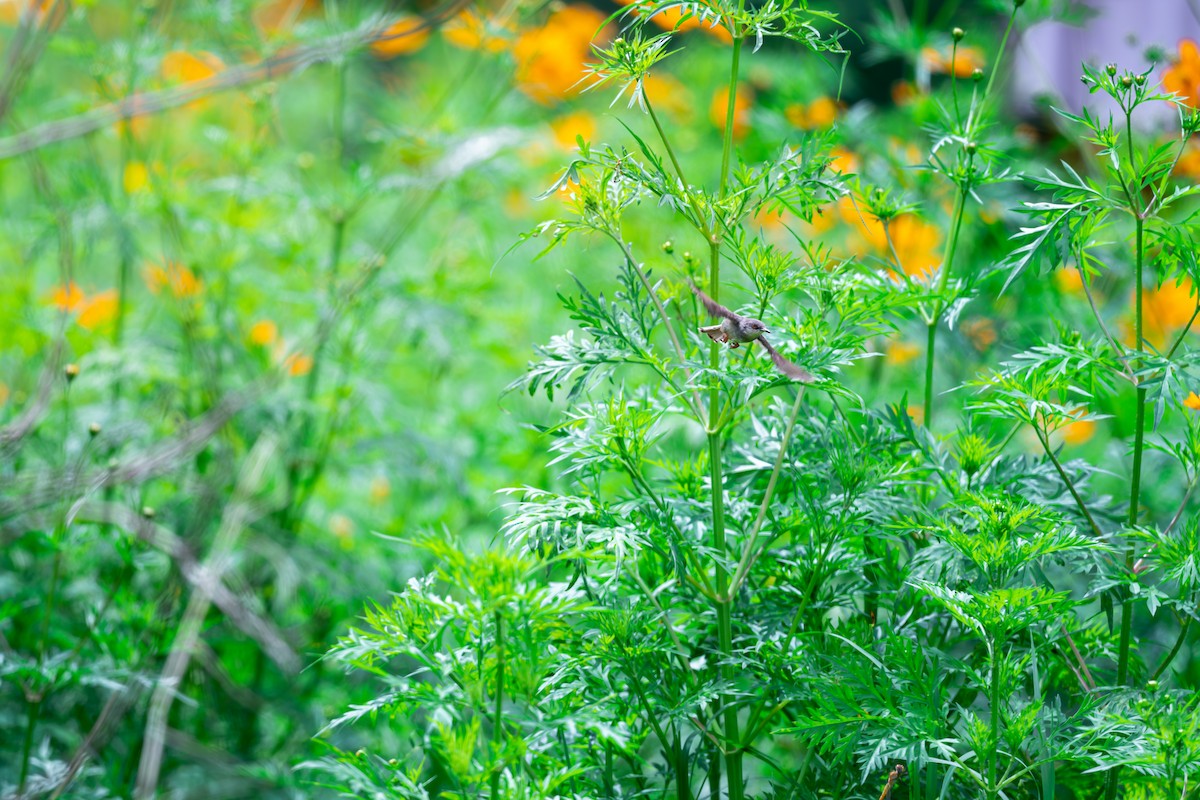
[923,182,968,427]
[988,640,1001,798]
[1152,614,1192,680]
[708,28,746,800]
[491,610,504,799]
[1107,214,1147,800]
[645,98,712,239]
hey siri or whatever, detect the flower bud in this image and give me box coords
[682,251,695,265]
[141,506,156,519]
[1135,73,1147,86]
[65,363,79,382]
[1013,0,1025,6]
[661,240,674,254]
[1121,75,1133,88]
[952,27,964,42]
[1106,63,1118,77]
[972,68,984,82]
[88,422,101,437]
[966,141,978,154]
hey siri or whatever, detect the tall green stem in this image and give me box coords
[1106,213,1146,800]
[988,639,1002,798]
[491,610,505,799]
[709,29,746,800]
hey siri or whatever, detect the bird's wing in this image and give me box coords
[687,279,739,321]
[758,336,816,383]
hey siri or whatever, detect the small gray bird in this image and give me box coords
[689,280,814,383]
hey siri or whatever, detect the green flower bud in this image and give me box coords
[88,422,101,437]
[65,363,79,382]
[952,27,965,42]
[141,506,156,519]
[661,240,674,254]
[972,68,984,82]
[1121,75,1133,88]
[1106,63,1118,77]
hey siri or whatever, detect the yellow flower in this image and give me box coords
[76,290,119,330]
[921,45,984,77]
[0,381,8,407]
[1185,391,1200,410]
[1061,419,1096,445]
[886,340,920,365]
[124,161,149,193]
[248,320,278,347]
[1164,39,1200,108]
[906,405,925,425]
[370,15,430,59]
[443,8,510,52]
[709,84,753,140]
[829,147,858,174]
[144,261,203,299]
[549,110,596,150]
[0,0,64,27]
[513,5,609,105]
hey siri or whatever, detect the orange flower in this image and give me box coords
[891,80,917,106]
[889,214,941,278]
[285,352,313,377]
[0,381,8,407]
[512,5,609,105]
[1185,391,1200,410]
[642,73,690,117]
[248,320,278,347]
[1055,267,1084,294]
[921,45,984,77]
[1164,39,1200,108]
[785,96,839,129]
[1061,418,1096,445]
[0,0,65,28]
[961,318,997,352]
[1176,141,1200,179]
[51,281,85,313]
[615,0,731,42]
[836,195,888,251]
[549,110,596,150]
[886,340,920,365]
[906,405,925,425]
[443,8,510,52]
[161,51,223,84]
[829,148,857,175]
[1139,278,1197,347]
[144,261,203,299]
[370,15,430,59]
[77,290,118,330]
[709,84,753,140]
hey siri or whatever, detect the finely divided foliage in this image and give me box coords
[316,4,1200,800]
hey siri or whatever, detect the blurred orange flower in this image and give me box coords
[285,352,313,377]
[829,147,858,174]
[921,45,984,77]
[49,282,118,330]
[0,381,8,407]
[642,73,690,117]
[550,110,596,149]
[886,340,920,365]
[248,320,278,346]
[512,5,609,105]
[1138,278,1197,347]
[889,214,941,278]
[1055,267,1084,294]
[961,318,997,352]
[443,8,510,52]
[371,15,430,59]
[710,84,753,140]
[369,475,392,504]
[615,0,731,42]
[1185,391,1200,410]
[144,261,203,299]
[1175,141,1200,179]
[1164,39,1200,108]
[161,51,223,84]
[0,0,65,28]
[77,290,118,330]
[785,96,839,129]
[1061,418,1096,445]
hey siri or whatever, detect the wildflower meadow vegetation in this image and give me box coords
[2,0,1200,798]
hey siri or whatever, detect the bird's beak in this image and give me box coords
[763,328,771,334]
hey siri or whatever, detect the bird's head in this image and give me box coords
[745,319,770,335]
